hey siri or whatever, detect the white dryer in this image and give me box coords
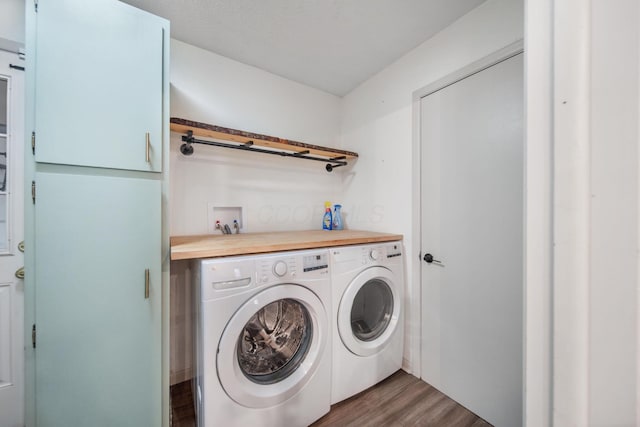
[330,241,405,404]
[193,249,331,427]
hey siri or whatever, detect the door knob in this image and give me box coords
[15,267,24,279]
[423,253,444,266]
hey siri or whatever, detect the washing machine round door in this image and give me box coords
[338,267,401,357]
[217,284,328,408]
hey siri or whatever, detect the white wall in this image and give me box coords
[0,0,25,51]
[524,0,553,425]
[587,0,638,424]
[170,39,343,236]
[534,1,640,425]
[339,0,523,372]
[169,39,343,383]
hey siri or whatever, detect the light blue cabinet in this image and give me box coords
[34,172,162,427]
[34,0,164,172]
[26,1,169,426]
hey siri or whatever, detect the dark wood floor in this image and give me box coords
[311,370,491,427]
[170,370,492,427]
[170,380,197,427]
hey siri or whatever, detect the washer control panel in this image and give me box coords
[257,251,329,284]
[273,260,288,277]
[303,253,329,272]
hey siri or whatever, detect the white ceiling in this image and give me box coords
[121,0,486,96]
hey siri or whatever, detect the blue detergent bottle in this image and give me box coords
[332,204,343,230]
[322,201,333,230]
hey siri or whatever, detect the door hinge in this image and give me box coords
[31,131,35,154]
[31,181,36,204]
[32,324,36,348]
[34,0,38,12]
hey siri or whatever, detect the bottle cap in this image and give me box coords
[325,201,331,208]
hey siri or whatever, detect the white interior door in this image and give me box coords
[420,52,524,427]
[0,51,25,427]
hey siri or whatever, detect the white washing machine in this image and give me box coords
[330,241,405,404]
[193,249,331,427]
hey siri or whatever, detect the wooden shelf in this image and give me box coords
[170,118,358,168]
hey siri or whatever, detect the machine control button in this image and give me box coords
[261,275,268,283]
[273,261,288,277]
[369,249,380,261]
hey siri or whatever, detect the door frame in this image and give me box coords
[409,36,525,403]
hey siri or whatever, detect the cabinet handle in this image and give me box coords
[145,132,151,163]
[145,268,150,299]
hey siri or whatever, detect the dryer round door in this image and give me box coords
[338,266,401,357]
[217,284,328,408]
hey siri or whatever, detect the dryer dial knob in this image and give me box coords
[369,249,380,261]
[273,261,288,277]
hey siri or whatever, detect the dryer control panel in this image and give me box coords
[386,243,403,259]
[331,241,404,275]
[359,243,402,266]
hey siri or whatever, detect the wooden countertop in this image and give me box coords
[170,230,403,261]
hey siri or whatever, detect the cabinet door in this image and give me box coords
[34,0,164,172]
[34,172,161,426]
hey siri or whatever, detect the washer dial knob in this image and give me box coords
[273,261,288,277]
[369,249,380,261]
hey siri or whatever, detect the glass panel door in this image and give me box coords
[0,78,8,252]
[0,53,25,427]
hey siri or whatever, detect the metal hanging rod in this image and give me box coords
[179,130,348,172]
